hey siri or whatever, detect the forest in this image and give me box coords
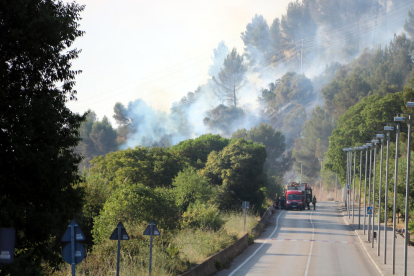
[2,0,414,275]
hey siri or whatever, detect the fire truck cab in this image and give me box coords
[284,182,312,211]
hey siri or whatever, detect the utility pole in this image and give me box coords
[318,158,323,201]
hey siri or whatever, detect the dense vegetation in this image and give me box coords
[3,0,414,274]
[0,1,85,274]
[65,132,283,274]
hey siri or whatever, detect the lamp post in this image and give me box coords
[318,158,323,201]
[352,149,357,222]
[364,144,370,234]
[335,174,338,201]
[376,133,385,256]
[391,119,401,274]
[371,138,379,249]
[343,148,350,212]
[396,109,412,276]
[357,146,364,229]
[298,161,303,184]
[348,150,352,218]
[383,125,394,264]
[367,142,373,242]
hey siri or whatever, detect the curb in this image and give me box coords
[340,203,384,276]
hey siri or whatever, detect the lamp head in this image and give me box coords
[384,126,394,131]
[394,117,406,122]
[376,134,385,139]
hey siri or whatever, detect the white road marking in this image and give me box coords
[228,210,284,276]
[304,210,314,276]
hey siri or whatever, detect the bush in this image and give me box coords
[92,182,178,245]
[181,202,224,231]
[172,166,214,212]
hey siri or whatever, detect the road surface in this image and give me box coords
[216,201,379,276]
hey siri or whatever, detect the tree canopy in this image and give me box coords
[324,90,414,183]
[200,139,267,210]
[0,0,85,273]
[212,48,247,107]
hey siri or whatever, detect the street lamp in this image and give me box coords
[298,161,303,184]
[383,125,394,264]
[391,117,402,274]
[397,108,413,276]
[376,133,385,256]
[342,148,351,213]
[347,149,352,218]
[351,148,357,222]
[357,146,365,229]
[364,143,372,235]
[318,158,323,201]
[371,138,379,249]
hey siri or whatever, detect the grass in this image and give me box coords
[52,211,260,276]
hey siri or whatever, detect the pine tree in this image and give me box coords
[212,49,247,107]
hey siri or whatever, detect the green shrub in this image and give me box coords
[181,202,224,231]
[172,166,214,212]
[92,182,178,245]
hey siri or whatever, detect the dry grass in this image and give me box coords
[53,212,260,276]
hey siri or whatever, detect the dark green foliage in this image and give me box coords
[281,0,317,45]
[212,49,247,107]
[89,146,188,189]
[172,167,214,212]
[172,134,229,168]
[181,202,224,231]
[324,89,414,183]
[0,0,85,273]
[241,14,271,66]
[76,111,118,170]
[322,35,414,120]
[274,71,314,108]
[200,139,267,210]
[203,105,245,136]
[293,106,336,181]
[92,183,178,245]
[269,18,283,59]
[113,102,131,126]
[231,123,289,176]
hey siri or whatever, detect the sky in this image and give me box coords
[65,0,292,123]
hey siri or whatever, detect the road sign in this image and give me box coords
[110,222,130,240]
[110,222,129,276]
[62,242,85,264]
[348,185,350,189]
[62,220,85,242]
[367,206,373,215]
[242,201,250,209]
[143,221,160,236]
[143,221,159,276]
[0,227,15,264]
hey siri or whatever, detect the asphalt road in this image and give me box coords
[216,201,379,276]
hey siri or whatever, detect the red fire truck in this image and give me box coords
[284,182,313,210]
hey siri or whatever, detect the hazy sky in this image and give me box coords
[65,0,292,123]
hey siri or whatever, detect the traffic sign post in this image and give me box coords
[367,206,373,215]
[61,220,86,276]
[110,222,129,276]
[242,201,250,232]
[143,221,160,276]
